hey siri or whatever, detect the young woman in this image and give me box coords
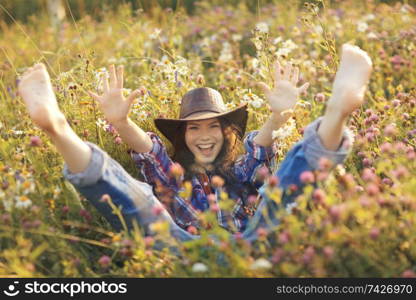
[17,44,372,244]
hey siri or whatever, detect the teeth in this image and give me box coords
[198,144,214,149]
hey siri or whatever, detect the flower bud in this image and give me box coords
[211,175,225,188]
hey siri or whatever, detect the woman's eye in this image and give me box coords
[211,124,220,128]
[188,127,197,130]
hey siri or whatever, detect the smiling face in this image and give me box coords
[184,117,224,168]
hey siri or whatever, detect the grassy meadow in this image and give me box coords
[0,0,415,277]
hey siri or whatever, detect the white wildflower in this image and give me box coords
[402,15,411,23]
[364,14,375,21]
[249,58,259,69]
[314,25,323,34]
[219,42,233,62]
[272,117,296,140]
[172,35,183,46]
[149,28,161,39]
[19,180,36,195]
[357,21,368,32]
[367,32,378,40]
[192,262,208,273]
[10,129,25,136]
[250,258,272,270]
[122,88,132,97]
[243,91,264,108]
[286,202,298,214]
[134,110,148,121]
[275,39,298,57]
[272,37,282,45]
[255,22,269,34]
[15,196,32,209]
[96,118,110,131]
[225,102,236,110]
[200,37,210,48]
[232,34,242,42]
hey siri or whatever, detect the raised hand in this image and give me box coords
[88,65,140,125]
[257,61,309,114]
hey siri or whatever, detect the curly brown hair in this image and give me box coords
[171,117,245,183]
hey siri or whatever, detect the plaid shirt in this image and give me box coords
[131,131,276,233]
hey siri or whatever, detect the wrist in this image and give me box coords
[270,109,291,123]
[111,117,130,128]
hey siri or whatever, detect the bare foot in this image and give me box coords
[18,63,66,133]
[327,44,373,117]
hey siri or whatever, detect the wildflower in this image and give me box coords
[192,262,208,273]
[231,34,242,42]
[268,175,279,187]
[312,189,326,205]
[152,205,164,216]
[29,136,42,147]
[302,246,315,264]
[300,171,315,184]
[384,124,397,136]
[187,225,198,235]
[149,28,161,39]
[15,196,32,208]
[210,203,219,212]
[315,93,326,103]
[362,168,376,182]
[401,270,416,278]
[144,236,154,248]
[272,118,296,140]
[256,227,268,239]
[96,118,110,131]
[380,142,392,153]
[392,166,409,179]
[247,195,258,205]
[169,163,184,178]
[100,194,111,203]
[206,193,216,204]
[272,248,285,263]
[114,136,122,145]
[329,204,345,222]
[357,21,368,32]
[286,202,297,214]
[323,246,334,260]
[369,227,380,240]
[255,22,269,33]
[278,231,290,244]
[98,255,111,268]
[250,258,272,270]
[256,166,270,181]
[275,39,298,57]
[61,205,69,214]
[243,91,264,109]
[362,158,372,167]
[218,42,233,62]
[211,175,225,188]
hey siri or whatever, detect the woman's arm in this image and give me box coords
[112,118,152,153]
[252,111,289,147]
[254,61,309,147]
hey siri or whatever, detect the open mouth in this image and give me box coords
[197,144,215,156]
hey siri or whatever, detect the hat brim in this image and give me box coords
[154,103,248,145]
